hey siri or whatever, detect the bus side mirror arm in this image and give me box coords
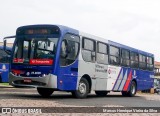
[3,40,7,51]
[3,35,16,51]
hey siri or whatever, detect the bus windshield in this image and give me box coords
[13,37,58,65]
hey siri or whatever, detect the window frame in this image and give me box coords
[82,37,96,52]
[109,45,120,65]
[96,41,109,65]
[139,54,147,70]
[97,41,108,55]
[146,56,154,71]
[60,33,80,67]
[130,51,139,69]
[121,48,130,67]
[81,37,96,63]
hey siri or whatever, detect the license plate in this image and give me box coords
[23,78,32,83]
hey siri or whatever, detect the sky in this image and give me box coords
[0,0,160,61]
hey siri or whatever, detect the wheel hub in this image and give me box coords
[79,82,86,94]
[131,84,135,94]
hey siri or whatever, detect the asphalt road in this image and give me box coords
[0,87,160,107]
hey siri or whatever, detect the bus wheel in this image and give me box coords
[72,78,89,98]
[95,91,108,97]
[37,88,54,98]
[128,81,137,97]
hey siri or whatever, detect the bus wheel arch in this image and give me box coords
[72,75,91,98]
[81,74,92,93]
[128,79,137,97]
[122,79,137,97]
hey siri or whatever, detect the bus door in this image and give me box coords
[58,34,80,90]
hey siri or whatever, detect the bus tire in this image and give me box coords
[128,81,137,97]
[95,91,108,97]
[72,78,89,98]
[37,88,54,98]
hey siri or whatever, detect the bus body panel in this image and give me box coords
[108,40,154,91]
[95,63,108,90]
[94,65,154,92]
[77,32,111,91]
[56,59,79,90]
[107,65,122,91]
[136,70,154,91]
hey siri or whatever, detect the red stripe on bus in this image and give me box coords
[123,70,132,91]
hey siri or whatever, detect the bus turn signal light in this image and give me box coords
[12,69,24,75]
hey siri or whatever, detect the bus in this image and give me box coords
[4,25,154,98]
[0,46,12,83]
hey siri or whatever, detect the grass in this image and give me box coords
[0,83,9,86]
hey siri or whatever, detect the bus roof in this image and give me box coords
[108,40,154,57]
[17,24,154,57]
[17,24,79,36]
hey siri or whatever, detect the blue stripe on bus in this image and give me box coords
[112,67,122,91]
[113,68,123,91]
[118,68,129,91]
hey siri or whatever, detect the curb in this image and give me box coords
[0,84,13,88]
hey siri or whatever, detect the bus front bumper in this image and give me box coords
[9,73,57,88]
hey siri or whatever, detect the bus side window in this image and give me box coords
[109,45,120,65]
[60,34,80,66]
[139,54,147,70]
[130,51,139,68]
[82,38,96,62]
[147,56,154,71]
[121,49,130,67]
[97,42,108,64]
